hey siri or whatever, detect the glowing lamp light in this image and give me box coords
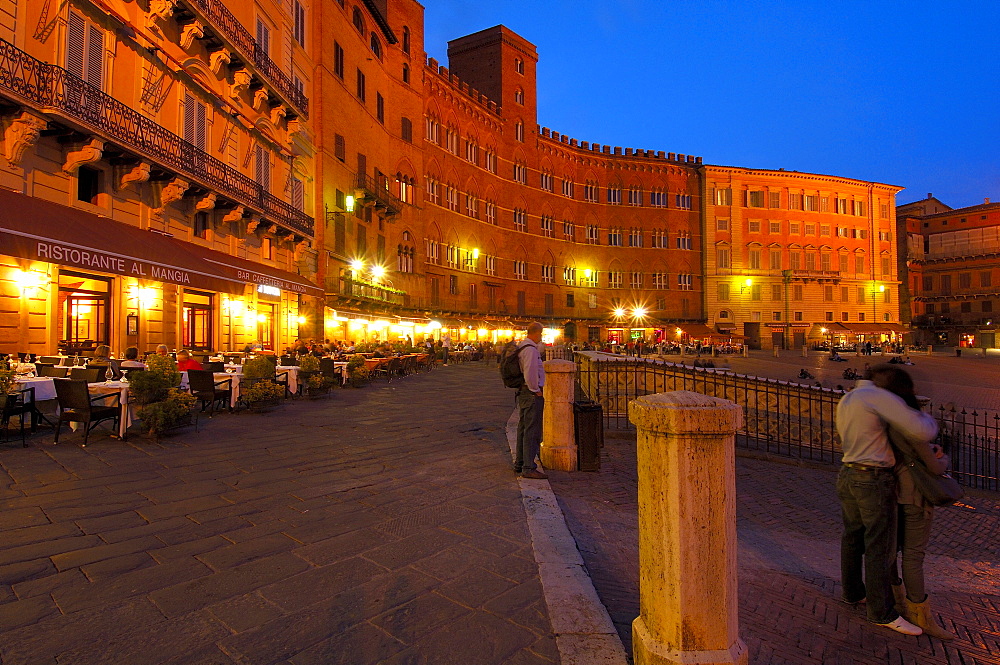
[744,278,753,287]
[878,285,886,292]
[584,268,592,279]
[256,314,267,323]
[477,328,488,337]
[613,307,626,318]
[14,270,43,297]
[345,195,356,212]
[372,320,390,329]
[350,259,364,272]
[370,265,386,280]
[429,320,442,330]
[296,316,306,325]
[633,307,648,318]
[472,248,480,259]
[820,327,828,334]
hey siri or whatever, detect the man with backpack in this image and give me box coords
[501,322,547,479]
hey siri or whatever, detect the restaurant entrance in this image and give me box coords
[182,290,214,351]
[257,305,276,350]
[58,271,111,353]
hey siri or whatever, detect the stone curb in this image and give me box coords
[506,411,629,665]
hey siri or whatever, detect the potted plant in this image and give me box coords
[304,372,335,397]
[136,388,197,440]
[242,356,277,380]
[346,354,370,387]
[129,354,181,406]
[242,378,284,411]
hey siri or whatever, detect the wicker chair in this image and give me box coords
[1,386,35,446]
[186,369,232,417]
[52,379,120,446]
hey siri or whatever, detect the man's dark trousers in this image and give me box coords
[515,387,543,473]
[837,465,899,624]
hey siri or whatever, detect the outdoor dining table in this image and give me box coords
[275,366,300,394]
[178,371,241,408]
[14,377,132,438]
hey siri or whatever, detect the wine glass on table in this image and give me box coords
[105,366,114,383]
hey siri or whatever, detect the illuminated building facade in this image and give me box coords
[901,195,1000,348]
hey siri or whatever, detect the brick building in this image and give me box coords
[900,194,1000,348]
[0,0,900,353]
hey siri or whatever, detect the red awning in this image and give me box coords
[0,188,322,297]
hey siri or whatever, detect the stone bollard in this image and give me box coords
[927,344,933,356]
[629,391,746,665]
[540,359,576,471]
[742,345,748,358]
[772,346,779,358]
[801,345,808,358]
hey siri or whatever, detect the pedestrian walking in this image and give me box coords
[442,334,452,365]
[835,363,938,635]
[514,322,546,479]
[871,367,956,640]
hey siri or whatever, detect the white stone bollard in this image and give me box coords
[541,359,576,471]
[742,345,748,358]
[772,346,779,358]
[927,344,933,356]
[629,391,747,665]
[801,345,808,358]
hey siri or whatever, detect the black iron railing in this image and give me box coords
[356,173,403,216]
[573,352,1000,492]
[0,39,313,238]
[339,276,406,305]
[183,0,308,117]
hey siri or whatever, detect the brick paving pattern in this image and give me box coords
[549,435,1000,665]
[0,364,557,665]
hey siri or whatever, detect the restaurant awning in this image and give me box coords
[839,323,908,334]
[674,323,721,338]
[0,188,322,297]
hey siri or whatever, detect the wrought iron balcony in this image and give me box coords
[0,39,313,238]
[338,275,406,306]
[182,0,308,118]
[355,173,403,218]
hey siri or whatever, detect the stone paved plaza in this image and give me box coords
[2,357,1000,664]
[0,364,556,664]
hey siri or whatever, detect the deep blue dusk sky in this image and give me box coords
[423,0,999,209]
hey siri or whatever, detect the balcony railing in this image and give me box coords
[183,0,308,118]
[0,39,313,238]
[355,173,403,217]
[339,276,406,306]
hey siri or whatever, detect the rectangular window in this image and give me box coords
[628,229,642,247]
[821,253,831,272]
[183,92,207,150]
[566,293,575,308]
[376,93,385,123]
[262,236,273,260]
[334,42,344,78]
[824,285,834,302]
[881,257,891,277]
[750,284,761,301]
[718,283,730,301]
[293,1,306,46]
[563,221,575,241]
[652,273,669,290]
[981,271,992,287]
[790,253,801,270]
[67,10,104,89]
[401,117,412,142]
[788,193,803,210]
[857,287,867,303]
[513,163,527,184]
[675,194,692,209]
[291,176,304,211]
[959,273,972,289]
[540,171,553,191]
[922,276,933,291]
[771,284,782,301]
[805,195,818,211]
[607,229,622,246]
[513,209,527,232]
[540,216,554,238]
[853,200,866,216]
[485,202,496,225]
[715,188,732,206]
[630,272,643,289]
[842,286,850,302]
[749,249,761,269]
[793,284,803,301]
[650,190,667,207]
[628,188,642,206]
[717,248,731,269]
[254,144,270,190]
[356,69,366,101]
[789,222,800,235]
[256,19,270,58]
[821,197,830,212]
[769,192,781,208]
[607,187,622,205]
[562,179,575,198]
[677,274,693,291]
[77,165,101,204]
[717,218,730,231]
[608,271,623,289]
[749,220,761,233]
[541,265,554,284]
[880,203,889,219]
[769,250,781,270]
[563,266,577,285]
[769,221,781,234]
[772,311,782,321]
[449,274,458,295]
[584,183,599,202]
[587,225,600,245]
[513,260,526,280]
[747,191,765,208]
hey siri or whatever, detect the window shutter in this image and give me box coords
[255,145,270,190]
[183,92,195,143]
[86,23,103,88]
[66,11,86,79]
[256,19,270,58]
[291,177,303,210]
[194,99,206,149]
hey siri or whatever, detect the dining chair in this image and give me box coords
[1,386,35,446]
[37,365,69,378]
[70,366,104,383]
[186,369,232,417]
[52,379,120,446]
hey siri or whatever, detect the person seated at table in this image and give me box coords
[155,344,170,356]
[88,345,112,367]
[120,347,146,368]
[175,349,203,371]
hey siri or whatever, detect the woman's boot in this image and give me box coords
[892,584,907,618]
[905,596,956,640]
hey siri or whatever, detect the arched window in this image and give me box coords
[352,7,365,33]
[370,33,382,59]
[514,88,524,105]
[514,57,524,74]
[402,26,411,54]
[402,63,410,84]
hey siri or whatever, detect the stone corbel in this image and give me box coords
[252,88,270,112]
[156,177,189,211]
[209,49,231,76]
[293,239,310,260]
[115,160,151,191]
[145,0,176,35]
[270,105,287,126]
[179,21,204,50]
[230,69,252,100]
[246,213,262,234]
[3,110,48,166]
[195,192,217,211]
[62,138,104,174]
[222,205,245,223]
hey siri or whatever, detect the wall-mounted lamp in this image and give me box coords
[14,270,44,298]
[740,277,754,293]
[345,195,356,212]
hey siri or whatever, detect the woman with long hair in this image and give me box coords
[869,364,955,640]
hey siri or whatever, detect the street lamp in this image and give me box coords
[782,269,793,350]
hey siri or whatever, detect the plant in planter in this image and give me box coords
[128,355,180,406]
[242,378,284,411]
[346,354,370,387]
[137,388,196,439]
[296,355,320,372]
[242,356,277,380]
[304,372,335,397]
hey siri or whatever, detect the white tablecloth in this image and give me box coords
[275,366,300,394]
[14,377,57,401]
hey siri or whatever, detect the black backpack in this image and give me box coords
[499,341,526,388]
